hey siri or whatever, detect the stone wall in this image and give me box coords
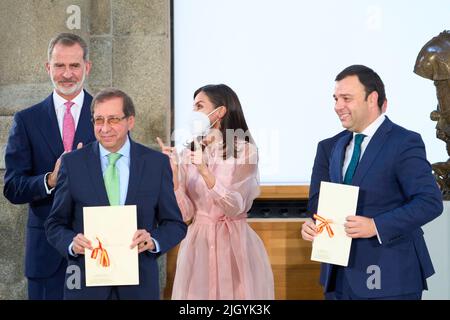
[0,0,171,299]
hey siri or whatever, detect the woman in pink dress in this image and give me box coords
[157,84,274,300]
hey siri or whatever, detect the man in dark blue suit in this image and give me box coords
[45,88,187,299]
[302,65,443,299]
[3,33,95,300]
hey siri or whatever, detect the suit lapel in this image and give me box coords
[330,132,353,183]
[351,117,393,185]
[72,91,94,149]
[40,93,65,157]
[86,142,110,205]
[125,140,144,205]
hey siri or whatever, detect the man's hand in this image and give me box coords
[47,143,84,188]
[130,229,155,253]
[47,157,62,188]
[72,233,93,255]
[344,216,377,238]
[301,218,318,241]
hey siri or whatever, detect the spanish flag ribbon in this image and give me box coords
[91,237,110,267]
[313,214,334,238]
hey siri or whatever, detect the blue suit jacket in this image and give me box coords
[307,130,348,216]
[3,91,95,278]
[319,117,442,298]
[44,140,187,300]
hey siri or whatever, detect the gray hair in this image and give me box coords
[91,88,136,118]
[47,33,89,61]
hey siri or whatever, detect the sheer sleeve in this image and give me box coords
[207,142,260,217]
[174,149,195,222]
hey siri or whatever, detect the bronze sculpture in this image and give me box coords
[414,30,450,199]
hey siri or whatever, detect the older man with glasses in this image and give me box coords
[45,88,187,300]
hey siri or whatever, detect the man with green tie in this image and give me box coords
[45,88,187,299]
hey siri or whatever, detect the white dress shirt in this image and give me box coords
[342,114,386,178]
[52,89,84,138]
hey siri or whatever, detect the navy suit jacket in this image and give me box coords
[307,130,348,216]
[3,91,95,278]
[317,117,443,298]
[44,140,187,300]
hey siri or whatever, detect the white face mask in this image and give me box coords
[189,107,221,137]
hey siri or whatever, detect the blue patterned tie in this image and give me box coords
[343,134,365,184]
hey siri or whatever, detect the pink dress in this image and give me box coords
[171,141,274,300]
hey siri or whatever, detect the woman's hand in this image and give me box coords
[156,137,179,190]
[190,142,208,175]
[190,140,215,189]
[156,137,178,171]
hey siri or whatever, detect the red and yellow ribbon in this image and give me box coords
[91,237,110,267]
[313,214,334,238]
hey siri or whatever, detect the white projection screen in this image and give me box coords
[173,0,449,185]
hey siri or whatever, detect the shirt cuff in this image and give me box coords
[44,172,55,195]
[149,237,160,253]
[68,242,78,257]
[373,219,382,244]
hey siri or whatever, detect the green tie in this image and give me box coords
[343,134,365,184]
[104,153,122,206]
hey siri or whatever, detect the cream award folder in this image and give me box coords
[311,181,359,267]
[83,205,139,286]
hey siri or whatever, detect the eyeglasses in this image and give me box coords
[92,115,128,126]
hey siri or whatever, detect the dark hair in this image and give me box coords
[193,84,255,158]
[91,88,136,117]
[335,65,386,110]
[48,33,89,61]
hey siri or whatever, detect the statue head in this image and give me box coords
[414,30,450,81]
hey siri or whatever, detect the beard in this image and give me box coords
[51,70,86,96]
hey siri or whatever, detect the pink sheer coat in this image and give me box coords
[171,141,274,300]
